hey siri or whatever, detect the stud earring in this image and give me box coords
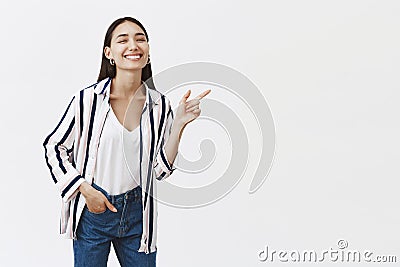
[110,58,115,66]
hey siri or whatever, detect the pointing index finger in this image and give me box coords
[195,89,212,100]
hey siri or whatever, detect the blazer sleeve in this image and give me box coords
[153,97,177,180]
[43,93,86,203]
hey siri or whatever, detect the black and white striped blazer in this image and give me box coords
[43,76,176,254]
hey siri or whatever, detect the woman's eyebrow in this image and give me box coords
[115,33,145,39]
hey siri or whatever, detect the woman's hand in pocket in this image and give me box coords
[79,182,117,213]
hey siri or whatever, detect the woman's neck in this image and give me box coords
[111,69,143,98]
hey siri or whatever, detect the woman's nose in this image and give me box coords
[128,39,139,50]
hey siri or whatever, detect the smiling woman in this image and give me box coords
[42,16,210,267]
[98,18,152,87]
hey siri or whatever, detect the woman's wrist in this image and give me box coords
[78,181,92,197]
[172,120,186,140]
[173,118,186,130]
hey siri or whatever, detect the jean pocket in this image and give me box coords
[84,205,108,215]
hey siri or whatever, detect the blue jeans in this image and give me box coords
[73,183,157,267]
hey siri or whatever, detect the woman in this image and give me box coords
[43,16,210,267]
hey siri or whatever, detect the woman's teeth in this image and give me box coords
[125,55,141,60]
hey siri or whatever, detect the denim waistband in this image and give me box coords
[91,183,142,205]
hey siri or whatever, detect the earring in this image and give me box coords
[147,55,151,65]
[110,58,115,66]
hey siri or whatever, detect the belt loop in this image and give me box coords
[136,187,140,202]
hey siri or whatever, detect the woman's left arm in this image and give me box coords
[154,89,211,180]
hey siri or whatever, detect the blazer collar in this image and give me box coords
[94,77,159,106]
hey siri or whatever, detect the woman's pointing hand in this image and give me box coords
[175,89,211,127]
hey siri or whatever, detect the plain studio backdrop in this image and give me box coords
[0,1,399,266]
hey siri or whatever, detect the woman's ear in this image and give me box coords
[104,46,111,60]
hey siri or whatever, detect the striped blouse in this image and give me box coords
[43,77,176,254]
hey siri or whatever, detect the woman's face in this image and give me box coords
[105,21,149,71]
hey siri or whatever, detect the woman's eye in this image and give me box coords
[137,39,146,42]
[118,40,127,43]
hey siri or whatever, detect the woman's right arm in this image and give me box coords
[43,93,117,212]
[42,94,86,203]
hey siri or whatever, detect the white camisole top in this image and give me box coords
[93,105,144,195]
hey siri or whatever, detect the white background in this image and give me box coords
[0,0,399,266]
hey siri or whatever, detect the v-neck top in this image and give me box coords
[93,104,143,195]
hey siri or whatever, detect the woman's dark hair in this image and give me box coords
[97,17,155,88]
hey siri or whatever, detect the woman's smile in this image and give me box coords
[124,53,143,61]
